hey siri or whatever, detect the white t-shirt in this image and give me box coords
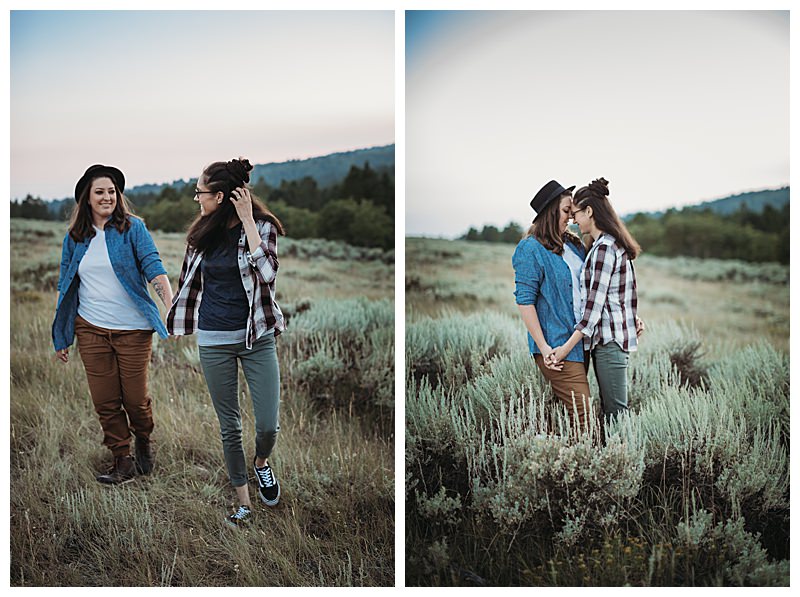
[77,226,152,331]
[561,243,584,323]
[562,243,590,350]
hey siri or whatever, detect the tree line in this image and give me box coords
[10,162,394,250]
[458,201,789,264]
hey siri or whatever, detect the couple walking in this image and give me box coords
[51,159,283,527]
[513,178,643,436]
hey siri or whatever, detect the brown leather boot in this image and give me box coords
[96,455,136,485]
[134,437,154,475]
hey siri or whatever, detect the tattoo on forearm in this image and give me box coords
[153,279,169,306]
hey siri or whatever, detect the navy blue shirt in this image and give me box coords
[512,236,587,364]
[198,225,249,331]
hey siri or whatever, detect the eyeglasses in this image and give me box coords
[571,207,586,218]
[194,190,216,198]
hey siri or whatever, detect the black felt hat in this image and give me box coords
[530,180,575,221]
[75,164,125,203]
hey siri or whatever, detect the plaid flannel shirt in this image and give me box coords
[575,233,638,352]
[167,219,285,349]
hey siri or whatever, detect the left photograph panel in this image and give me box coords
[10,10,395,587]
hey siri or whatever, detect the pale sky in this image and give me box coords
[406,10,789,238]
[10,10,394,200]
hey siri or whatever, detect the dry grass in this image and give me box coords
[10,219,394,587]
[405,237,789,356]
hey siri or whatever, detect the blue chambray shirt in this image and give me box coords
[512,236,587,364]
[52,216,168,351]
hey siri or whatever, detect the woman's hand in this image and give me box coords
[549,345,570,365]
[542,345,564,371]
[230,186,254,223]
[56,349,69,363]
[635,316,645,338]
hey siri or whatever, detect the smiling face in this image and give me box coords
[194,174,222,216]
[571,202,592,234]
[557,195,573,234]
[87,177,117,224]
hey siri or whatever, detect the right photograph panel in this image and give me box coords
[405,10,789,587]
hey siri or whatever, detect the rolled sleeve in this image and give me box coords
[575,244,613,337]
[512,241,541,306]
[246,221,279,285]
[132,219,167,281]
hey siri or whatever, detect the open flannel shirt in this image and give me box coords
[575,232,638,352]
[167,219,285,349]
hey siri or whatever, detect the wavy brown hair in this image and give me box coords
[573,177,641,259]
[68,176,134,243]
[524,192,582,255]
[186,157,285,252]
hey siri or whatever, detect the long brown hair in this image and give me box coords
[186,157,285,252]
[573,178,641,258]
[524,192,581,255]
[68,176,134,243]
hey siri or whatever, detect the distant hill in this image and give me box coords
[126,144,394,195]
[624,186,789,220]
[249,145,394,188]
[44,144,394,217]
[687,187,789,215]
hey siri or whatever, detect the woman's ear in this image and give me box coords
[585,206,593,219]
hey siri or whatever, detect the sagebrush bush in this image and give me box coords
[286,298,394,412]
[406,302,789,586]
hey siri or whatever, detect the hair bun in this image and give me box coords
[225,158,253,185]
[588,177,609,200]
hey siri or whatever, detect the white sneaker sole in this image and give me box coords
[258,482,280,507]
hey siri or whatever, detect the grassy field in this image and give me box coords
[10,218,395,587]
[405,237,789,587]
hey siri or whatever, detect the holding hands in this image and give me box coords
[546,345,570,368]
[541,345,564,371]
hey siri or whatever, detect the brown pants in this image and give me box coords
[534,352,592,434]
[75,315,154,456]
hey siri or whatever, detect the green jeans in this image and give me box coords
[198,333,280,487]
[592,341,630,423]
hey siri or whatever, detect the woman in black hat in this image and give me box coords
[52,164,173,484]
[512,180,593,435]
[167,157,285,528]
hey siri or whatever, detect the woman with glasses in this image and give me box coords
[549,177,643,425]
[512,180,593,435]
[167,157,285,527]
[53,164,173,484]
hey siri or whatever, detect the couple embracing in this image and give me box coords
[513,178,643,436]
[52,159,283,527]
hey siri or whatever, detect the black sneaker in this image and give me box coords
[253,458,280,506]
[226,505,252,528]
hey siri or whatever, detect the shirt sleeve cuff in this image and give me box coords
[144,262,168,282]
[246,241,268,266]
